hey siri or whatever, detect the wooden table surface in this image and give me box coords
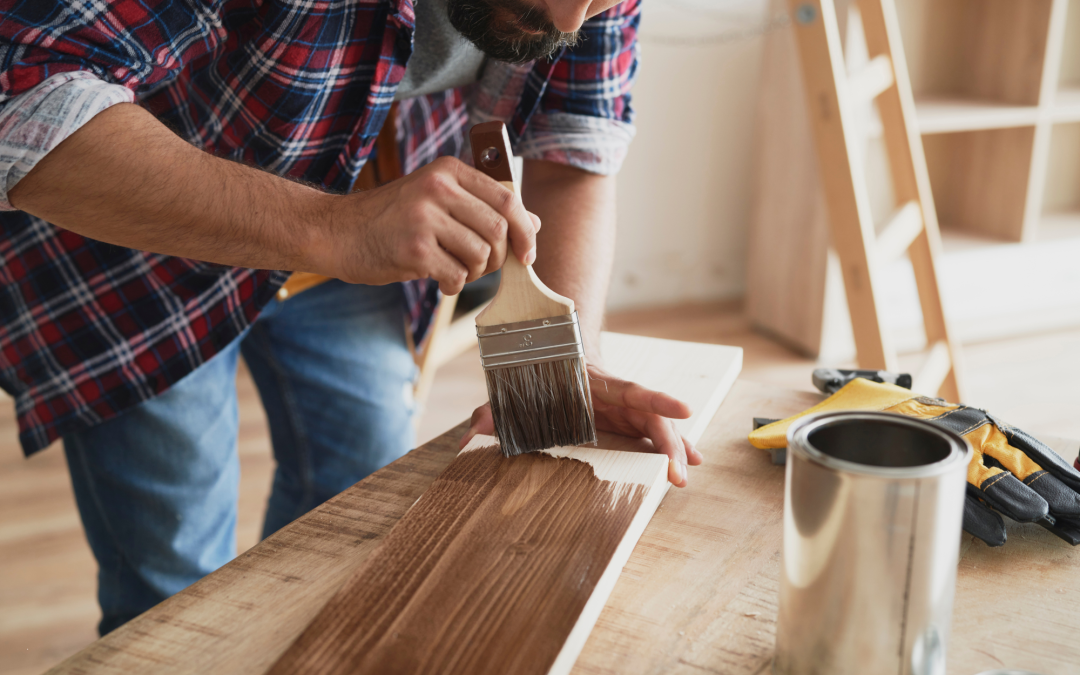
[48,381,1080,675]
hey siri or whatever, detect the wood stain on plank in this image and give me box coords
[268,444,647,675]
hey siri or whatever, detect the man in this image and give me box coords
[0,0,702,635]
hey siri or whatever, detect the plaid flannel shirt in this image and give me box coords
[0,0,639,455]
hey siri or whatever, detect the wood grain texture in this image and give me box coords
[897,0,1063,245]
[267,333,742,675]
[43,332,739,675]
[12,307,1080,675]
[44,422,469,675]
[569,382,1080,675]
[858,0,963,400]
[923,126,1036,241]
[39,379,1080,675]
[787,0,899,371]
[900,0,1053,106]
[960,0,1054,106]
[745,0,834,357]
[266,439,667,675]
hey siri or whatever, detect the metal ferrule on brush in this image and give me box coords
[477,311,597,456]
[476,313,585,370]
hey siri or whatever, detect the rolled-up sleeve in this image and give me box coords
[0,71,134,210]
[0,0,220,209]
[516,111,635,176]
[517,0,641,175]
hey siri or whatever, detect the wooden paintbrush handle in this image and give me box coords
[469,122,574,326]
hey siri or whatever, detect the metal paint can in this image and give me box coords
[773,411,972,675]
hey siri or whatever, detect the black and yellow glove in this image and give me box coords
[750,378,1080,547]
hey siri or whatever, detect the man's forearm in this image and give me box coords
[9,103,333,274]
[521,159,616,363]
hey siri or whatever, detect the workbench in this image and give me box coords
[47,381,1080,675]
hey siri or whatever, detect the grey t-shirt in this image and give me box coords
[395,0,487,100]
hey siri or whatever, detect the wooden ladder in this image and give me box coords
[787,0,963,401]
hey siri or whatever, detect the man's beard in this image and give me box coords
[447,0,581,64]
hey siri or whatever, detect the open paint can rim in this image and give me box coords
[787,410,972,479]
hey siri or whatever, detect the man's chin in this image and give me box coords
[447,0,576,63]
[474,34,567,64]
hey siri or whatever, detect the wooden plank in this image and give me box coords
[859,0,963,400]
[266,334,742,675]
[914,0,1056,244]
[899,0,1054,108]
[960,0,1055,106]
[266,437,670,675]
[923,126,1037,243]
[45,333,740,675]
[745,0,835,357]
[41,381,1080,675]
[46,424,468,675]
[599,333,742,446]
[786,0,898,372]
[1063,0,1080,86]
[570,380,812,675]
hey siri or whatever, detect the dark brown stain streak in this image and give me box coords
[268,445,647,675]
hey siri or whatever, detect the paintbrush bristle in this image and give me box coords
[485,356,597,457]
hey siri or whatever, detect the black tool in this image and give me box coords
[811,368,912,395]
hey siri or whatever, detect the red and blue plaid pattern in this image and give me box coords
[0,0,640,455]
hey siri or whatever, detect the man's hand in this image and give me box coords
[460,362,703,487]
[320,157,539,295]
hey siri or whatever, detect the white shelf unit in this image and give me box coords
[748,0,1080,360]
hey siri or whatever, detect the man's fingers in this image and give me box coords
[460,403,495,449]
[445,191,509,276]
[590,370,693,420]
[643,412,689,487]
[587,367,696,485]
[684,431,703,466]
[424,245,470,295]
[668,458,688,488]
[456,166,536,265]
[593,400,696,486]
[435,212,496,283]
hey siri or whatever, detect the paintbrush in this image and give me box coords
[469,121,597,457]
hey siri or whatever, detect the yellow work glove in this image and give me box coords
[750,379,1080,547]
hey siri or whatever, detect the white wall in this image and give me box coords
[607,0,771,310]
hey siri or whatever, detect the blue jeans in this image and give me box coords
[62,281,418,635]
